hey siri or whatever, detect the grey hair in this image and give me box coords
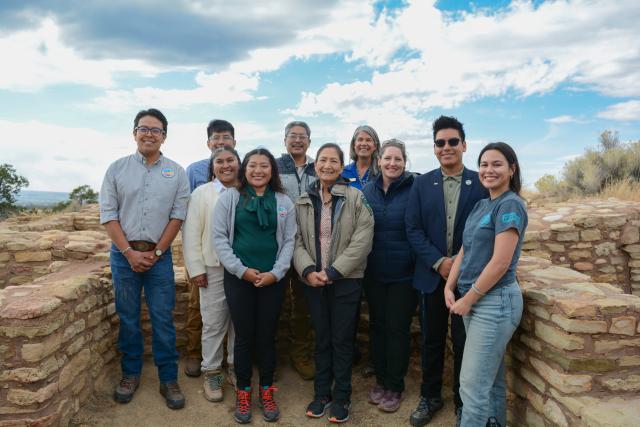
[285,121,311,138]
[349,125,381,176]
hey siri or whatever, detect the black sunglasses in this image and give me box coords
[434,137,461,148]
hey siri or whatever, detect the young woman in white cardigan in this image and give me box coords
[182,146,241,403]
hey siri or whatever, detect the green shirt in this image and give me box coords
[433,168,462,271]
[232,187,278,273]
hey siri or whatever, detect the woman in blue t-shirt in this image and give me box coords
[444,142,527,427]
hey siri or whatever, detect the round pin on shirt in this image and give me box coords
[465,179,472,185]
[162,168,175,178]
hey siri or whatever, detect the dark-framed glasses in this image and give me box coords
[434,137,461,148]
[209,135,234,142]
[135,126,165,137]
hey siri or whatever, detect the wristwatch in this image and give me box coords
[154,248,163,258]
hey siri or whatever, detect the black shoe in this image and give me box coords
[409,396,444,426]
[159,382,185,409]
[486,416,501,427]
[306,395,332,418]
[455,406,463,427]
[113,376,140,403]
[328,400,351,423]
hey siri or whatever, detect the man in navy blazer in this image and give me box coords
[406,116,488,427]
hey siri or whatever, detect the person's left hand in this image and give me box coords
[255,272,277,288]
[450,295,473,316]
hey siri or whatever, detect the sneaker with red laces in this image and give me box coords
[258,385,280,422]
[234,387,252,424]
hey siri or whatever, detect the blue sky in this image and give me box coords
[1,0,639,191]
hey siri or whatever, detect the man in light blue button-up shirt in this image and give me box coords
[99,108,190,410]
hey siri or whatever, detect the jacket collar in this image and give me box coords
[374,171,414,192]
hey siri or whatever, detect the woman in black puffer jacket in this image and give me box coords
[362,139,418,413]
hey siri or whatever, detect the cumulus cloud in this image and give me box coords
[289,0,640,136]
[545,115,582,124]
[597,100,640,121]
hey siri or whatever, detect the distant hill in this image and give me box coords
[16,190,69,207]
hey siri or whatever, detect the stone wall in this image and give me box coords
[508,256,640,426]
[524,199,640,296]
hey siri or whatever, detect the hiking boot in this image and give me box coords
[409,396,443,426]
[328,400,351,423]
[368,384,385,405]
[184,357,202,377]
[234,387,252,424]
[227,365,237,389]
[378,390,402,413]
[456,406,463,427]
[290,353,315,380]
[159,382,185,409]
[113,376,139,403]
[486,416,501,427]
[203,371,224,402]
[258,385,280,422]
[306,395,332,418]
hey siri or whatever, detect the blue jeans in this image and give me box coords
[110,245,178,384]
[459,281,523,427]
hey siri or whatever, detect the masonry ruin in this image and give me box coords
[1,200,639,426]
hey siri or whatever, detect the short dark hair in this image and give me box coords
[432,115,465,142]
[134,108,167,132]
[207,119,235,139]
[238,148,284,194]
[477,142,522,195]
[285,121,311,138]
[208,146,242,182]
[316,143,344,165]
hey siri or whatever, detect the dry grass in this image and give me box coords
[598,179,640,202]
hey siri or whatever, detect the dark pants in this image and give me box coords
[110,245,178,384]
[223,270,285,389]
[420,280,465,409]
[287,269,313,357]
[304,279,361,402]
[363,279,418,392]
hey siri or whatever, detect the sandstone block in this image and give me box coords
[58,348,91,390]
[609,316,637,336]
[0,315,65,338]
[8,275,31,285]
[0,354,66,383]
[530,358,592,394]
[527,304,550,320]
[571,242,593,249]
[550,222,576,231]
[557,231,579,242]
[21,333,62,362]
[581,396,640,427]
[14,250,52,263]
[557,299,597,317]
[596,298,631,314]
[621,223,640,244]
[619,355,640,366]
[600,375,640,392]
[535,321,584,350]
[574,262,593,271]
[66,335,86,356]
[544,345,616,372]
[596,242,618,256]
[0,252,9,262]
[549,388,599,418]
[546,243,566,252]
[74,295,98,313]
[0,295,62,320]
[544,399,568,427]
[525,408,546,427]
[594,337,640,353]
[87,307,107,328]
[520,367,546,393]
[568,250,591,260]
[7,381,58,406]
[62,319,86,342]
[550,314,607,333]
[581,229,602,241]
[527,389,544,414]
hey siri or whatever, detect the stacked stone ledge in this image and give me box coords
[508,256,640,427]
[523,199,640,296]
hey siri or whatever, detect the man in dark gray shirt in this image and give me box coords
[100,108,190,410]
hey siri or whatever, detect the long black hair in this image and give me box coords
[208,146,241,182]
[477,142,521,195]
[238,148,285,194]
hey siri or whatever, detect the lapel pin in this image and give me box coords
[434,182,439,185]
[465,179,472,185]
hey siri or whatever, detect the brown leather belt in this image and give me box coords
[128,240,156,252]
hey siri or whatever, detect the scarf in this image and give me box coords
[244,185,273,230]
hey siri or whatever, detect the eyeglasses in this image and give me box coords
[135,126,165,137]
[287,133,309,141]
[434,137,461,148]
[209,135,234,142]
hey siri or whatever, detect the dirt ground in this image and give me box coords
[72,355,456,427]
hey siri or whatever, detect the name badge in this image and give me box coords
[162,168,175,178]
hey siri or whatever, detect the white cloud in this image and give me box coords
[289,0,640,135]
[545,115,577,124]
[597,100,640,121]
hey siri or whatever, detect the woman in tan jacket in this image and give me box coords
[294,143,374,424]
